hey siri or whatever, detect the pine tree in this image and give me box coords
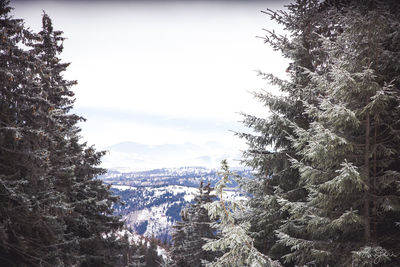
[0,1,66,265]
[237,0,400,266]
[171,181,217,266]
[236,0,333,263]
[31,13,124,266]
[275,1,400,266]
[145,235,162,267]
[134,241,148,266]
[170,211,188,266]
[0,2,127,265]
[118,230,153,267]
[202,160,281,267]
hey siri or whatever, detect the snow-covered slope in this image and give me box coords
[100,166,251,187]
[115,229,169,261]
[114,185,199,240]
[102,167,252,241]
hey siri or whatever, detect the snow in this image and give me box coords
[112,185,133,191]
[115,229,169,261]
[167,185,198,202]
[106,166,251,241]
[124,203,173,238]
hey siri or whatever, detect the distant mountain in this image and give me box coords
[111,185,199,242]
[109,142,202,156]
[100,166,252,187]
[100,141,243,171]
[101,167,252,241]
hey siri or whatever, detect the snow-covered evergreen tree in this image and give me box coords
[203,160,281,267]
[236,0,333,263]
[276,1,400,265]
[0,2,126,265]
[32,12,124,267]
[0,2,67,265]
[171,181,217,266]
[170,212,188,267]
[238,0,400,266]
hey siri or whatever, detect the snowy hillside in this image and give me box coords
[111,185,199,241]
[115,229,168,261]
[100,166,252,187]
[102,167,251,241]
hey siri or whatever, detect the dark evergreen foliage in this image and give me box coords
[236,0,400,266]
[276,1,400,266]
[145,236,161,266]
[0,2,65,265]
[2,0,400,265]
[171,181,217,266]
[0,1,125,266]
[236,0,328,262]
[119,233,163,267]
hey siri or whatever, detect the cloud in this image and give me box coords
[12,0,290,169]
[74,107,247,133]
[101,141,244,171]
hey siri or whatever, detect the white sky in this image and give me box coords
[11,0,290,169]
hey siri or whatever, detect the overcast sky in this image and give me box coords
[11,0,290,170]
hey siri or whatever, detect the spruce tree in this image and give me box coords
[0,2,126,266]
[31,13,124,266]
[203,160,281,267]
[145,236,162,267]
[171,181,217,266]
[170,211,188,266]
[236,0,332,263]
[238,0,400,266]
[0,2,65,265]
[276,1,400,266]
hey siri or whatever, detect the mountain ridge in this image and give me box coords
[100,141,244,171]
[101,166,252,241]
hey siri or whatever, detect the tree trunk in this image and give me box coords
[364,95,371,243]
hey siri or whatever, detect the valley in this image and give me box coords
[100,167,251,241]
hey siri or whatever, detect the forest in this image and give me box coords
[1,0,400,266]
